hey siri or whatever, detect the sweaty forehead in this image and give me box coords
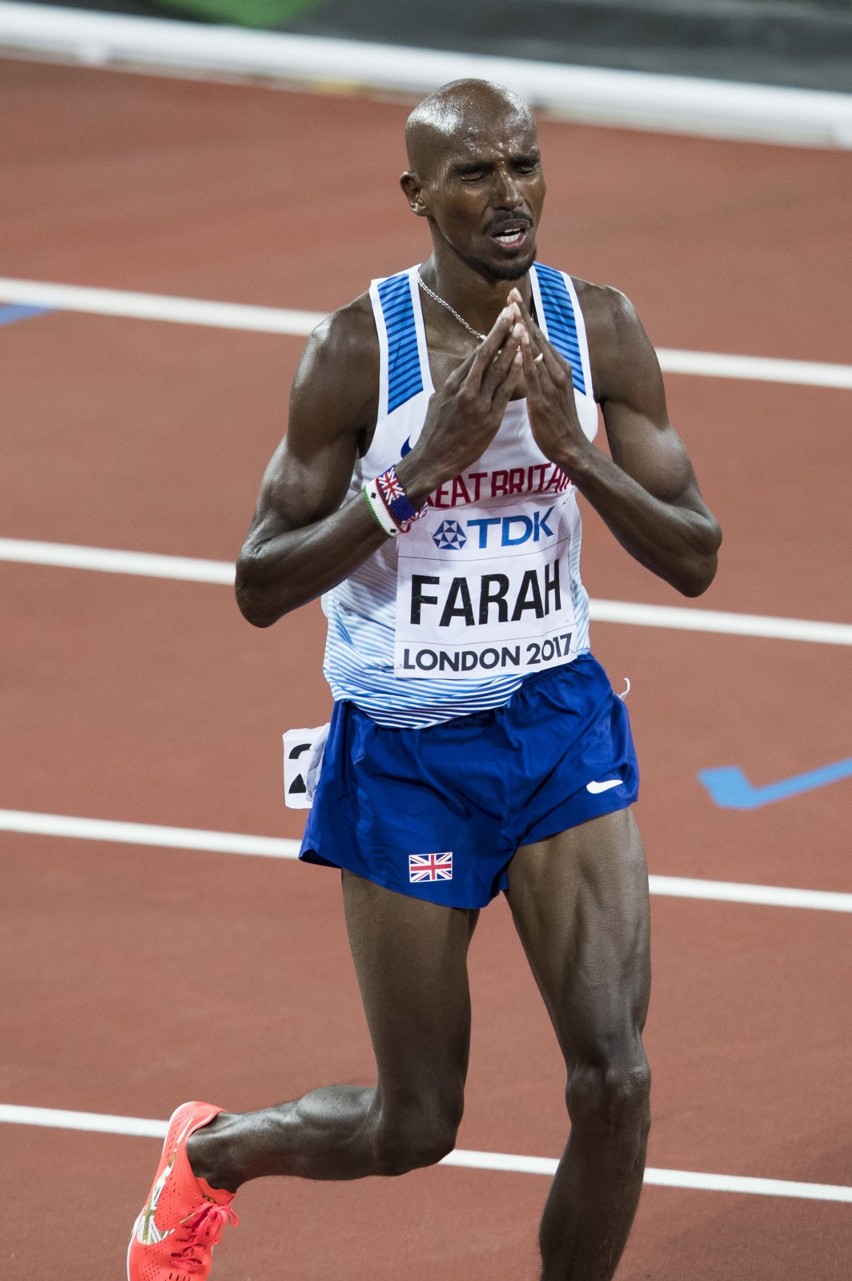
[406,82,537,176]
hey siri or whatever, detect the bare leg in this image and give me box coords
[506,808,651,1281]
[189,870,478,1192]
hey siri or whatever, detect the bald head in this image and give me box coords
[400,78,544,283]
[405,80,535,179]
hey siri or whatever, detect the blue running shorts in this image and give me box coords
[299,652,639,909]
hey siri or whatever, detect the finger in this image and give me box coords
[441,304,515,393]
[491,345,524,412]
[507,289,555,363]
[479,321,525,402]
[519,329,546,390]
[508,289,546,353]
[471,305,518,366]
[480,346,523,426]
[510,290,574,387]
[507,298,552,377]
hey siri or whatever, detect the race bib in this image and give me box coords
[395,496,577,679]
[283,724,329,809]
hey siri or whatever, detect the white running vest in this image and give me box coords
[322,263,598,729]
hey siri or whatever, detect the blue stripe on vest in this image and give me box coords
[535,264,586,394]
[378,274,423,413]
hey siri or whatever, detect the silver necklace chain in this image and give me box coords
[416,270,487,342]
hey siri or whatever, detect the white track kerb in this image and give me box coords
[1,1,852,147]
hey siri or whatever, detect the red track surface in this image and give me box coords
[1,60,850,1279]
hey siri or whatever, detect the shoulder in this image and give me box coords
[572,277,662,405]
[290,291,379,445]
[572,277,645,349]
[296,291,378,387]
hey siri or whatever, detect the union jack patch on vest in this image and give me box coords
[408,852,453,882]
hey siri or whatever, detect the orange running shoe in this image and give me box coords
[127,1101,238,1281]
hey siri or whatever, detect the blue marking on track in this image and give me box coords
[699,757,852,809]
[0,304,52,326]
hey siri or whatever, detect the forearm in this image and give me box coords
[567,445,721,597]
[235,489,390,627]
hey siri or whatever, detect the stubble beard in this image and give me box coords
[467,243,538,283]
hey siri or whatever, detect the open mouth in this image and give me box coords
[489,221,530,250]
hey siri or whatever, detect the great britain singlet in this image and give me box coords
[321,263,598,729]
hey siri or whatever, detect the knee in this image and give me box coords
[566,1057,651,1143]
[373,1096,462,1176]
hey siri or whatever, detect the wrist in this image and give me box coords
[394,453,443,509]
[552,437,599,487]
[363,464,427,536]
[362,480,399,537]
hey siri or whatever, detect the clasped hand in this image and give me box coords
[413,288,588,491]
[506,287,589,474]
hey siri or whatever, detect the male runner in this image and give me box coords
[128,79,721,1281]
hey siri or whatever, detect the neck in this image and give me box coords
[420,254,534,334]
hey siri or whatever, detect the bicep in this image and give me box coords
[601,399,703,512]
[247,313,378,545]
[594,293,704,510]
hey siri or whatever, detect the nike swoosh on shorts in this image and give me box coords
[586,779,622,794]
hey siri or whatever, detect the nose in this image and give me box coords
[491,166,523,207]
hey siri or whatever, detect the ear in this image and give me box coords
[400,170,428,217]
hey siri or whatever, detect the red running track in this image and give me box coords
[1,59,851,1280]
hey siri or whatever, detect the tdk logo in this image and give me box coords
[472,508,555,548]
[432,507,557,552]
[433,519,467,551]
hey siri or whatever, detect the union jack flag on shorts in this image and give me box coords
[408,852,453,883]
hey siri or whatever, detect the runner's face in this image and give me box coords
[420,113,545,282]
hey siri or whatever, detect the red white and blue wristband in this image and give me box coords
[362,478,399,536]
[362,465,426,536]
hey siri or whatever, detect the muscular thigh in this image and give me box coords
[505,809,650,1069]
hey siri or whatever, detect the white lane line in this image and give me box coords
[0,809,299,859]
[589,599,852,646]
[0,1104,849,1202]
[2,809,851,913]
[0,538,235,584]
[0,1104,167,1139]
[655,347,852,390]
[0,278,321,336]
[2,4,852,148]
[646,876,852,913]
[444,1149,852,1203]
[3,539,851,646]
[1,278,851,390]
[641,1167,852,1203]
